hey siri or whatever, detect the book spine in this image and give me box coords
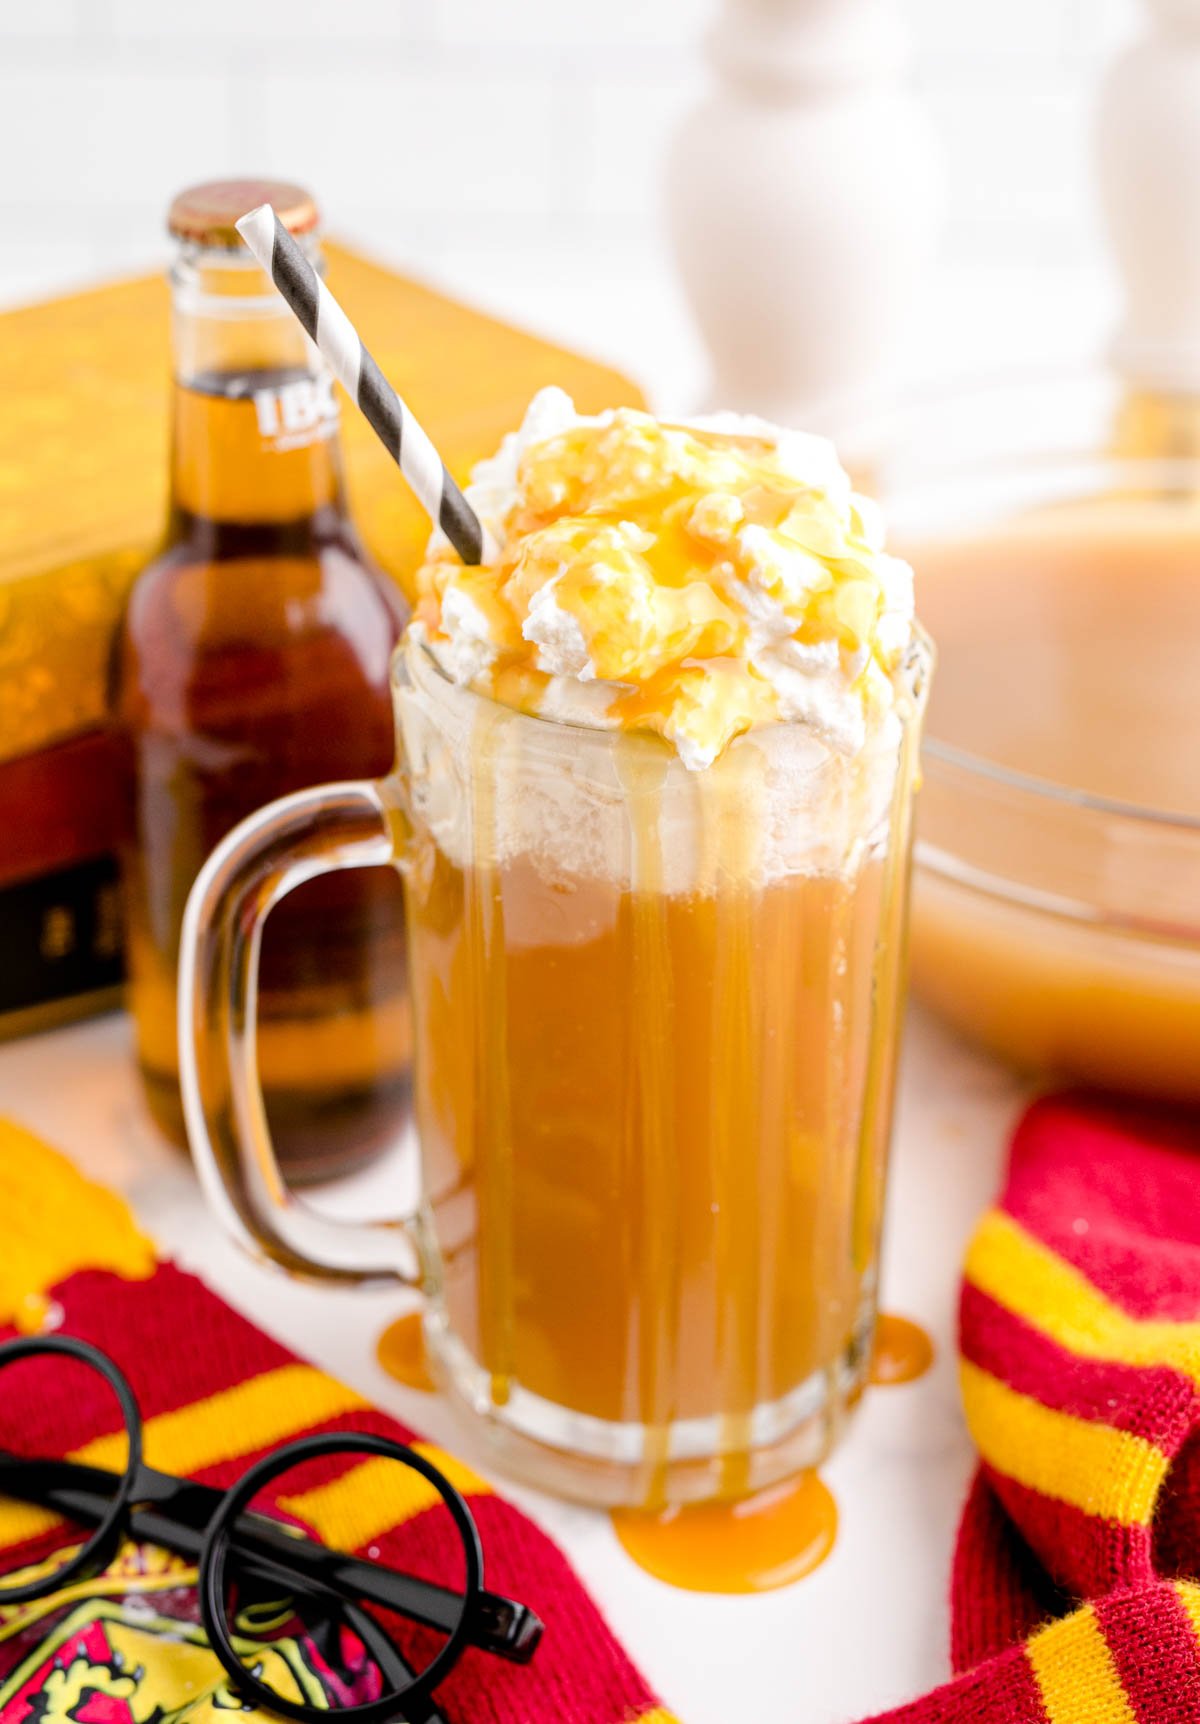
[0,854,125,1030]
[0,729,126,1032]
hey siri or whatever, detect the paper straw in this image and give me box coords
[236,203,491,567]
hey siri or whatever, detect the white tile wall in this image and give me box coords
[0,0,1144,386]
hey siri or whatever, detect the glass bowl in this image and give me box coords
[856,368,1200,1102]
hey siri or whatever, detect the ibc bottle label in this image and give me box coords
[253,372,340,451]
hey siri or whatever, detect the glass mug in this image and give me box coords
[180,627,931,1509]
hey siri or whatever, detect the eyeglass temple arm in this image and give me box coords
[339,1599,448,1724]
[0,1456,542,1665]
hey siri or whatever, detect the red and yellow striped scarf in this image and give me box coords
[7,1096,1200,1723]
[871,1094,1200,1722]
[0,1119,675,1724]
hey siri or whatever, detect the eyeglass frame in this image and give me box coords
[0,1335,543,1724]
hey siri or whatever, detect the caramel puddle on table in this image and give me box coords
[376,1312,436,1393]
[612,1314,932,1593]
[612,1472,838,1595]
[374,1305,929,1588]
[869,1313,935,1387]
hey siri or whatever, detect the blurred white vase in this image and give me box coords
[665,0,942,432]
[1098,0,1200,393]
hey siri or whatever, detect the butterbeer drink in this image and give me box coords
[109,180,409,1181]
[400,393,929,1498]
[180,388,931,1506]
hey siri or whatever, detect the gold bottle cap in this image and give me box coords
[167,179,319,249]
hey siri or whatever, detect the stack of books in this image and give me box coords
[0,244,640,1036]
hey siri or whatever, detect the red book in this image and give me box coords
[0,729,124,1034]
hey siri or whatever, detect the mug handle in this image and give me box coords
[178,777,419,1287]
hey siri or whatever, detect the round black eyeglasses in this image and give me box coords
[0,1336,542,1724]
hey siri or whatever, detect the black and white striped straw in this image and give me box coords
[236,203,492,567]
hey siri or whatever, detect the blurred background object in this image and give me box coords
[0,0,1146,400]
[1098,0,1200,460]
[1099,0,1200,398]
[666,0,942,427]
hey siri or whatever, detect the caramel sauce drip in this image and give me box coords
[869,1314,935,1387]
[376,1312,437,1394]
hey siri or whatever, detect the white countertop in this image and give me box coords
[0,1003,1031,1722]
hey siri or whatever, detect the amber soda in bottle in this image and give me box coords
[110,180,409,1182]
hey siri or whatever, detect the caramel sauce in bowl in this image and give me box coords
[860,369,1200,1103]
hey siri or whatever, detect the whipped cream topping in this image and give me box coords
[414,388,916,770]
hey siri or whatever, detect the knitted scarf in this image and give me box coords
[869,1093,1200,1722]
[6,1096,1200,1724]
[0,1119,675,1724]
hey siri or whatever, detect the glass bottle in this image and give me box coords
[109,179,409,1183]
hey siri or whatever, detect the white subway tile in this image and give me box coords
[1061,0,1141,62]
[3,1,87,36]
[435,0,714,53]
[906,0,1072,67]
[0,0,1134,316]
[259,62,562,224]
[107,0,432,42]
[0,60,238,210]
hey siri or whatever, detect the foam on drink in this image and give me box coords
[413,389,915,771]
